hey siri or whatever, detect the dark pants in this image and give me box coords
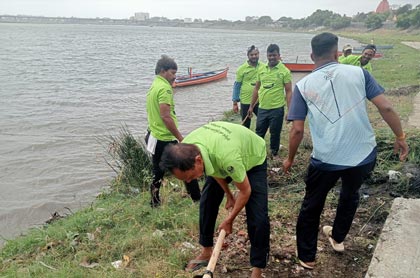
[150,140,201,204]
[296,160,376,262]
[240,103,258,129]
[255,107,284,155]
[199,160,270,268]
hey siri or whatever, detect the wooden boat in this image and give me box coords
[282,56,315,72]
[283,62,314,72]
[173,67,228,87]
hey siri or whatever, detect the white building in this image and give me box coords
[134,12,149,21]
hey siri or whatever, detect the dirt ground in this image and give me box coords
[206,183,394,278]
[193,85,420,278]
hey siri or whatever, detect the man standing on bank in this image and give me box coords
[160,121,270,278]
[248,44,292,157]
[232,45,262,128]
[339,44,376,73]
[283,32,409,269]
[146,55,201,207]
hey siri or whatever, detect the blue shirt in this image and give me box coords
[288,62,384,170]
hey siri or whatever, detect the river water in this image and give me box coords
[0,23,357,245]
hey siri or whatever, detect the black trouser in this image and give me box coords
[296,160,376,262]
[240,103,259,129]
[151,140,201,202]
[255,107,284,156]
[199,160,269,268]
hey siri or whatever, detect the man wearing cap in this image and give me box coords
[232,45,263,128]
[338,44,352,63]
[248,44,292,157]
[339,44,376,73]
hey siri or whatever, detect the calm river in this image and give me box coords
[0,23,357,245]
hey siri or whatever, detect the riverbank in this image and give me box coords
[1,29,419,277]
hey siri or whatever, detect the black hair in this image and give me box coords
[247,45,259,55]
[363,44,377,53]
[311,32,338,58]
[267,44,280,54]
[155,55,177,75]
[159,143,201,172]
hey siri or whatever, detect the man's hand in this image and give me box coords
[394,138,409,161]
[282,158,293,174]
[225,194,235,210]
[233,102,239,113]
[218,218,233,236]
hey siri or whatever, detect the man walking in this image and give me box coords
[283,33,408,269]
[248,44,292,157]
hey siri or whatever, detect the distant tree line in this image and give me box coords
[255,4,420,30]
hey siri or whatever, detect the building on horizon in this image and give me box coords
[133,12,149,21]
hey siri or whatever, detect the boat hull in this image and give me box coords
[173,67,228,87]
[284,63,315,72]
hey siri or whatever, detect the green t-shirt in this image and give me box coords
[339,55,373,73]
[183,121,266,183]
[235,61,263,104]
[146,75,178,141]
[257,62,292,109]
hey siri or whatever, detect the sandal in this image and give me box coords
[184,259,209,272]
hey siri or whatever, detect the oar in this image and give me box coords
[193,229,227,278]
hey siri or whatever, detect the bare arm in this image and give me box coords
[370,94,409,161]
[284,82,293,109]
[216,176,251,236]
[159,103,183,142]
[283,120,305,173]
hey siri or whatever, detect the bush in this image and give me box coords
[106,126,152,193]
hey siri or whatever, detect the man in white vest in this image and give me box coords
[283,32,409,270]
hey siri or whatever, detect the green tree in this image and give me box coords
[257,16,273,25]
[365,13,385,29]
[395,4,412,16]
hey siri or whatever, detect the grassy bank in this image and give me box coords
[1,30,419,278]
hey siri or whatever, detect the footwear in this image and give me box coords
[295,250,315,270]
[184,259,209,272]
[322,225,345,252]
[299,260,315,269]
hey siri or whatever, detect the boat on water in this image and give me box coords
[282,56,315,72]
[283,62,314,72]
[173,67,229,87]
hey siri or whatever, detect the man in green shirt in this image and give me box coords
[160,121,270,278]
[338,44,352,63]
[146,55,200,207]
[248,44,292,157]
[232,45,262,128]
[339,44,376,73]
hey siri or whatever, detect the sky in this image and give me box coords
[1,0,419,20]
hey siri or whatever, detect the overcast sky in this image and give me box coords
[1,0,419,20]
